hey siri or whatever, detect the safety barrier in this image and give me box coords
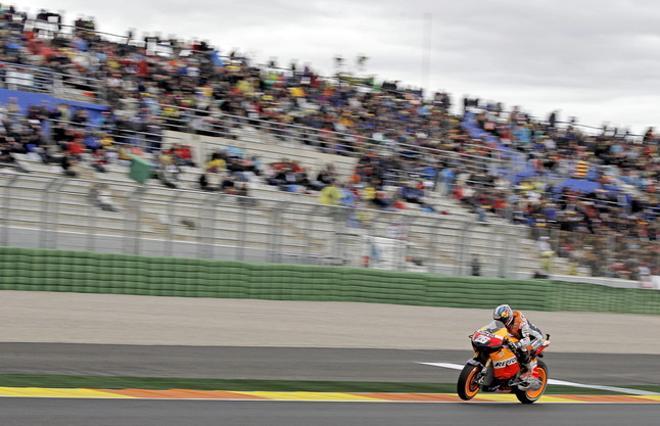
[1,247,658,314]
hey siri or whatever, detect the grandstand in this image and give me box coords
[0,5,657,282]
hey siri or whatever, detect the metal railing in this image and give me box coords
[157,106,509,182]
[2,103,654,280]
[0,173,536,278]
[0,61,104,101]
[547,228,659,280]
[1,56,647,193]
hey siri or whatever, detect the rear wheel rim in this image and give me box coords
[526,367,547,399]
[465,368,480,398]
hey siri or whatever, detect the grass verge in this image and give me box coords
[0,374,658,395]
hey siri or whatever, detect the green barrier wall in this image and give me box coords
[1,247,659,314]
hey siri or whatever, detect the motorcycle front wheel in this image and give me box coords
[515,360,549,404]
[457,363,482,400]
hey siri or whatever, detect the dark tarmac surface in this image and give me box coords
[1,343,659,385]
[1,399,659,426]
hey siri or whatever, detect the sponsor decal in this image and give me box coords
[494,357,517,368]
[473,334,490,344]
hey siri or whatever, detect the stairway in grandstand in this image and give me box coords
[2,127,556,278]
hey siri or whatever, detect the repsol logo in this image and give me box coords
[493,358,517,368]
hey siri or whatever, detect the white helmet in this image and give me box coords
[493,304,514,326]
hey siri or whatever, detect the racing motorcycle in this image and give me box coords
[457,320,551,404]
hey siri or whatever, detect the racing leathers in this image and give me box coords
[505,310,544,380]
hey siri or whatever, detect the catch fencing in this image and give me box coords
[0,61,103,101]
[1,173,531,278]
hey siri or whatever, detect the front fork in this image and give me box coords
[475,359,491,385]
[468,353,491,386]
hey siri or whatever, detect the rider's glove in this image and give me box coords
[520,350,531,364]
[508,340,522,351]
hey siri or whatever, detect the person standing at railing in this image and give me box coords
[471,255,481,276]
[439,166,455,196]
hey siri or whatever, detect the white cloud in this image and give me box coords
[19,0,660,132]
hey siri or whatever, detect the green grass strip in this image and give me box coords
[0,374,657,395]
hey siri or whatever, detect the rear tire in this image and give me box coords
[457,364,482,401]
[515,360,549,404]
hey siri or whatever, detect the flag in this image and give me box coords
[210,50,224,67]
[129,155,153,184]
[574,160,590,178]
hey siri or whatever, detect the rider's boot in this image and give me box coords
[518,364,541,391]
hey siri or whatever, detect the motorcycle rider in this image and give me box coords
[492,304,544,385]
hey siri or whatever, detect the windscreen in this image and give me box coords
[483,320,506,332]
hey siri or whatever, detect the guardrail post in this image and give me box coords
[503,226,519,279]
[496,229,506,278]
[652,243,659,280]
[196,193,217,259]
[303,205,323,264]
[1,174,19,246]
[123,185,146,255]
[39,177,64,249]
[456,220,472,276]
[400,214,418,271]
[209,193,224,260]
[330,206,347,264]
[133,185,146,255]
[165,191,181,257]
[86,186,97,252]
[47,179,69,249]
[268,201,288,263]
[605,234,615,277]
[429,217,443,273]
[236,197,248,262]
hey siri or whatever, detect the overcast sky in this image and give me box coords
[18,0,660,133]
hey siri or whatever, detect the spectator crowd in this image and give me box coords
[0,5,657,280]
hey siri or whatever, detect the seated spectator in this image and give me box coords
[399,182,424,204]
[61,153,78,177]
[90,146,109,173]
[319,180,341,206]
[155,152,179,188]
[206,152,226,173]
[167,144,195,167]
[312,164,336,190]
[221,175,236,194]
[198,173,216,192]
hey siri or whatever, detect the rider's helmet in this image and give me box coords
[493,304,514,326]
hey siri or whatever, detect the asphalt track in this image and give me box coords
[2,293,659,423]
[2,343,659,385]
[5,291,660,353]
[1,399,660,426]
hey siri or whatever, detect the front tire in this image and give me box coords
[457,364,482,400]
[515,360,549,404]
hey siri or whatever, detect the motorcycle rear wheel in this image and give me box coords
[457,364,482,400]
[515,360,549,404]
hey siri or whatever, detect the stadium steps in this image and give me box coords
[2,159,545,276]
[162,129,358,182]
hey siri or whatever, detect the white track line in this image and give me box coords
[418,362,658,396]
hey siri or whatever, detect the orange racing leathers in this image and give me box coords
[506,311,544,374]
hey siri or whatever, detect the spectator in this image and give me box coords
[471,255,481,276]
[0,5,655,279]
[319,180,341,206]
[89,183,118,212]
[61,153,77,177]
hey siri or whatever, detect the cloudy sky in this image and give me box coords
[19,0,660,133]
